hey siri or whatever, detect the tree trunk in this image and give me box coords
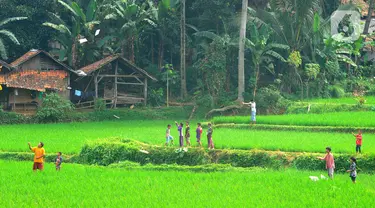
[158,39,164,70]
[364,0,375,34]
[180,0,187,99]
[72,37,78,69]
[253,64,260,98]
[237,0,248,102]
[151,35,154,65]
[130,36,135,63]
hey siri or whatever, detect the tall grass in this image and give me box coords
[213,112,375,127]
[0,120,374,154]
[0,160,374,207]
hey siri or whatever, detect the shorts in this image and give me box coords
[251,111,256,121]
[350,176,356,182]
[327,168,334,177]
[186,137,190,142]
[33,162,44,171]
[356,145,361,153]
[56,165,61,170]
[166,135,174,142]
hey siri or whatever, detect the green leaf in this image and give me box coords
[86,0,97,22]
[0,38,7,60]
[58,0,79,17]
[313,13,320,33]
[0,30,20,44]
[265,51,287,62]
[0,17,28,27]
[193,31,219,40]
[42,23,72,36]
[71,2,87,22]
[59,49,68,61]
[97,35,114,48]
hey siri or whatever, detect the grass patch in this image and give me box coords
[213,112,375,127]
[1,120,374,155]
[0,160,374,207]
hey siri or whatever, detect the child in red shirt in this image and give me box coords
[352,130,362,154]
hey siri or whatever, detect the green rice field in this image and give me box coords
[1,160,374,208]
[1,120,374,154]
[213,112,375,127]
[307,96,375,105]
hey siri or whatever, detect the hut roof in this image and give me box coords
[0,60,13,71]
[10,49,76,74]
[78,55,157,81]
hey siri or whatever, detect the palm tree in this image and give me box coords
[43,0,100,68]
[238,0,248,102]
[246,23,290,97]
[180,0,187,99]
[0,17,28,60]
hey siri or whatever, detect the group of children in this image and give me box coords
[317,129,363,184]
[28,142,63,172]
[165,122,214,149]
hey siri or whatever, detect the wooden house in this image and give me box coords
[75,55,157,109]
[0,49,76,112]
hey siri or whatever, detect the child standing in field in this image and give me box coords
[196,123,203,147]
[352,130,362,154]
[207,123,214,149]
[346,157,357,184]
[175,121,184,147]
[185,121,191,147]
[165,124,174,146]
[55,152,63,171]
[317,147,335,179]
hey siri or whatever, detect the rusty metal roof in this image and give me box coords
[0,69,68,91]
[10,49,76,74]
[78,55,157,81]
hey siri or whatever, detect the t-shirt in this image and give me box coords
[166,128,171,137]
[185,126,190,138]
[56,156,63,165]
[349,162,357,177]
[32,147,45,163]
[196,127,203,138]
[177,125,183,137]
[356,134,362,145]
[323,153,335,169]
[251,102,256,112]
[207,127,213,137]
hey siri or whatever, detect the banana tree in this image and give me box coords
[43,0,100,68]
[102,0,156,63]
[246,23,290,98]
[0,17,28,60]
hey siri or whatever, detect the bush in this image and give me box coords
[35,93,74,123]
[256,87,291,114]
[94,98,106,111]
[329,85,345,98]
[0,110,28,124]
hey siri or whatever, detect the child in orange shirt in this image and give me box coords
[352,130,362,154]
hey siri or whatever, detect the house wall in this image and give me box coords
[19,54,64,70]
[8,88,41,110]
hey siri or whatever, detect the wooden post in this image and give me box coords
[94,75,98,98]
[114,60,118,108]
[144,78,148,106]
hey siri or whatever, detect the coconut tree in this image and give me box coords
[43,0,100,68]
[0,17,28,60]
[237,0,248,102]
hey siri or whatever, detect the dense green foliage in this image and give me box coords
[2,0,375,107]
